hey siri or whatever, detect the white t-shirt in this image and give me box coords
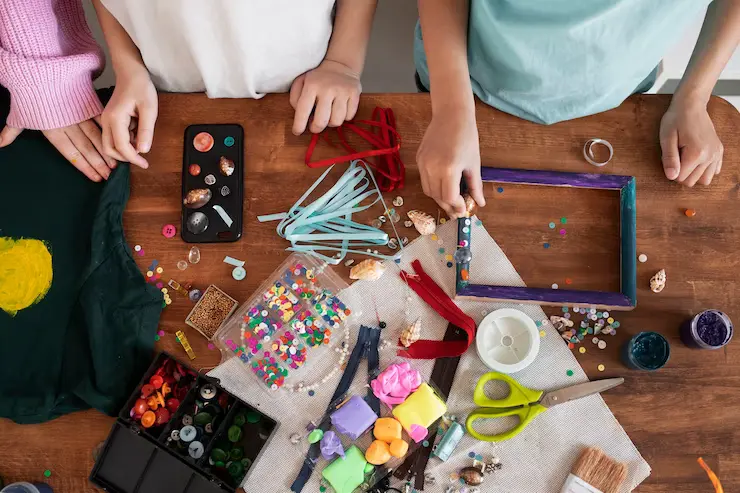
[101,0,336,98]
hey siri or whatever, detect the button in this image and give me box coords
[228,425,243,443]
[200,384,217,400]
[228,462,244,478]
[161,224,177,239]
[194,412,213,426]
[171,429,181,441]
[180,425,197,442]
[188,440,205,459]
[189,164,201,176]
[140,384,155,398]
[166,398,180,413]
[141,411,156,428]
[193,132,214,153]
[205,423,213,434]
[182,414,193,426]
[229,447,244,461]
[155,408,171,426]
[211,448,228,463]
[149,375,164,389]
[133,399,148,415]
[224,136,235,147]
[233,414,246,427]
[232,266,246,281]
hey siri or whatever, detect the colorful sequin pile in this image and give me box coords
[271,330,307,369]
[251,354,288,390]
[228,262,352,391]
[263,282,301,322]
[292,310,329,347]
[556,306,621,349]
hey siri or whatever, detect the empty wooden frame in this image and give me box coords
[456,167,637,311]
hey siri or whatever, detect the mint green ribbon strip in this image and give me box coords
[258,160,403,264]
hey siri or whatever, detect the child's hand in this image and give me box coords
[101,68,158,169]
[290,60,361,135]
[660,97,723,187]
[417,108,486,218]
[1,117,117,182]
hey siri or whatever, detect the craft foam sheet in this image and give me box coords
[210,218,650,492]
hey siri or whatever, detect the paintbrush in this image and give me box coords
[560,447,628,493]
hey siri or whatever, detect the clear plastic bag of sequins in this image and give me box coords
[214,253,360,397]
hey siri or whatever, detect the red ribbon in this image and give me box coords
[398,260,477,359]
[305,107,405,192]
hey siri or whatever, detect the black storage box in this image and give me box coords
[90,352,278,493]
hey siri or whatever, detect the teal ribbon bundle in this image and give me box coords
[258,160,403,264]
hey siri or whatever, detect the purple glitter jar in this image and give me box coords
[680,309,733,350]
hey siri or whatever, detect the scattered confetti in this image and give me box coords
[44,470,51,478]
[540,330,546,338]
[559,229,567,235]
[440,218,447,224]
[535,320,542,327]
[308,390,315,396]
[566,369,574,377]
[598,340,607,349]
[593,337,599,344]
[134,245,141,252]
[598,364,605,372]
[157,330,165,337]
[565,278,573,285]
[562,307,569,313]
[549,222,556,229]
[154,335,160,342]
[552,283,559,289]
[497,187,504,193]
[468,452,475,459]
[543,243,550,249]
[684,209,697,217]
[638,254,648,263]
[208,343,215,350]
[560,217,567,224]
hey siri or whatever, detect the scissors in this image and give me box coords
[465,372,624,442]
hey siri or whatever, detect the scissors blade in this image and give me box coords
[539,378,624,408]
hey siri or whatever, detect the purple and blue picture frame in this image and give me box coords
[456,167,637,311]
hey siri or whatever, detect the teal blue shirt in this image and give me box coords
[415,0,711,124]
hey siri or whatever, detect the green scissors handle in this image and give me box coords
[466,402,548,442]
[466,372,546,442]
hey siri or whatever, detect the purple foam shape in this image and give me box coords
[320,430,345,460]
[330,395,378,440]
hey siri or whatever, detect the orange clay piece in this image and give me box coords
[161,382,171,396]
[389,439,409,458]
[365,440,392,465]
[461,269,469,281]
[685,209,697,217]
[146,396,159,410]
[141,410,156,428]
[373,418,403,443]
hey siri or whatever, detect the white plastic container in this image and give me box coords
[475,308,540,373]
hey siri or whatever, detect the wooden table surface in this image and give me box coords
[1,93,739,493]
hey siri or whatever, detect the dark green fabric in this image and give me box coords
[0,87,163,423]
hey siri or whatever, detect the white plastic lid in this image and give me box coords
[475,308,540,373]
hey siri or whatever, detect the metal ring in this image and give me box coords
[583,138,614,167]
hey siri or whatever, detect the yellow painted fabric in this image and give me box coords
[0,237,53,317]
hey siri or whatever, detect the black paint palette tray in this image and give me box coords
[90,353,278,493]
[181,124,244,243]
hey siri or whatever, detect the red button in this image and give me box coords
[162,224,177,238]
[140,384,155,398]
[155,407,171,426]
[166,398,180,413]
[134,398,149,415]
[150,375,164,389]
[189,164,201,176]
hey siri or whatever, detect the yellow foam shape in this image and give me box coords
[0,237,53,317]
[392,383,447,433]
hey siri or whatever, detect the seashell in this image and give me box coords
[349,259,386,281]
[550,316,574,332]
[650,269,666,293]
[462,194,477,217]
[400,318,422,347]
[219,156,235,176]
[407,210,436,236]
[460,466,484,486]
[183,188,212,209]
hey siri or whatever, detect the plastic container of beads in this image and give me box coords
[213,253,360,397]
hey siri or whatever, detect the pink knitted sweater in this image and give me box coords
[0,0,104,130]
